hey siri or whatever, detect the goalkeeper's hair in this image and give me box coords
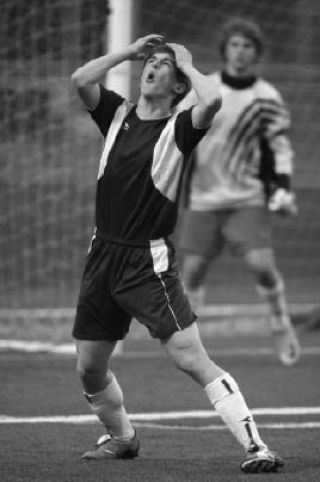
[219,17,264,59]
[142,44,191,106]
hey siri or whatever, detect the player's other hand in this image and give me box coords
[167,43,193,70]
[128,34,165,61]
[268,188,298,216]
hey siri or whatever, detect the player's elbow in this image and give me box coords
[205,91,222,114]
[192,95,222,129]
[198,92,222,126]
[71,68,88,88]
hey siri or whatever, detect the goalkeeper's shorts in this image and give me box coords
[179,205,272,258]
[72,234,196,341]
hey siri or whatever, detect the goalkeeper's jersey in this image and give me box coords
[184,71,294,210]
[88,85,208,242]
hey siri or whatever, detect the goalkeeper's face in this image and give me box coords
[224,34,258,76]
[140,52,186,105]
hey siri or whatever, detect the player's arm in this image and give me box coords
[71,34,164,110]
[263,93,297,215]
[168,43,222,128]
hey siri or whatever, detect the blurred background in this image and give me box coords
[1,0,319,338]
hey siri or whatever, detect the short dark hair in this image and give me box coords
[143,44,191,106]
[219,17,264,59]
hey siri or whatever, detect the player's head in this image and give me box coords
[141,44,191,107]
[219,18,264,73]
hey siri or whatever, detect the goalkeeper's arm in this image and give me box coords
[266,146,297,216]
[262,93,297,216]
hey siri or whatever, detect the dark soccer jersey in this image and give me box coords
[89,85,208,242]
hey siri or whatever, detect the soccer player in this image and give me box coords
[179,18,301,366]
[71,33,283,473]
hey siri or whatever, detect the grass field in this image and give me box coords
[1,329,320,482]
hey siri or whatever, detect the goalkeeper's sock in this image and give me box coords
[84,374,134,440]
[204,373,266,452]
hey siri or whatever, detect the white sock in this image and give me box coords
[85,375,134,440]
[204,373,267,452]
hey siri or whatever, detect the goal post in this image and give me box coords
[105,0,136,354]
[106,0,134,96]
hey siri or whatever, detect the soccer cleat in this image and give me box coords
[81,431,140,460]
[270,315,301,366]
[240,445,284,474]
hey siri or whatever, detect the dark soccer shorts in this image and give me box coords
[72,235,196,341]
[179,205,272,258]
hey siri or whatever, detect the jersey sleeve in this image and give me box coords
[89,84,124,137]
[174,107,209,155]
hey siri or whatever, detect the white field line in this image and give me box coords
[1,417,320,430]
[133,422,320,430]
[0,303,316,319]
[1,407,320,425]
[1,339,320,356]
[0,340,77,354]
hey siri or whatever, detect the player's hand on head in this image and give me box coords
[128,34,165,60]
[268,188,298,217]
[167,43,193,70]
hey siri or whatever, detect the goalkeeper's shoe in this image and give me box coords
[270,315,301,366]
[81,431,140,460]
[240,445,284,474]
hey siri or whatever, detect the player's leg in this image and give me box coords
[72,239,138,460]
[178,209,224,312]
[245,247,301,365]
[114,237,282,472]
[161,323,283,473]
[75,339,139,460]
[181,252,209,311]
[225,206,300,365]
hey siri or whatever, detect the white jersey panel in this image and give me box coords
[150,238,169,274]
[151,112,184,202]
[97,100,133,180]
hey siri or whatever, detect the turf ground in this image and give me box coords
[1,329,320,482]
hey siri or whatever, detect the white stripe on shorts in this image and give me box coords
[150,238,169,274]
[149,239,181,331]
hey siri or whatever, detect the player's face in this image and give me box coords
[140,52,179,101]
[224,34,258,76]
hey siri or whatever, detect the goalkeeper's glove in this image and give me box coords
[268,188,298,216]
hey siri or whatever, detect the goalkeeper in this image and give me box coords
[178,17,300,366]
[71,33,283,473]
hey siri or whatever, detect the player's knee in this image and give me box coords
[175,351,199,374]
[254,264,281,289]
[171,341,206,374]
[246,251,278,286]
[76,360,106,386]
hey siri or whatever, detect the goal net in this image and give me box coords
[1,0,109,320]
[1,0,319,334]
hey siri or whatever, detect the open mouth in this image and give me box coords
[146,71,155,83]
